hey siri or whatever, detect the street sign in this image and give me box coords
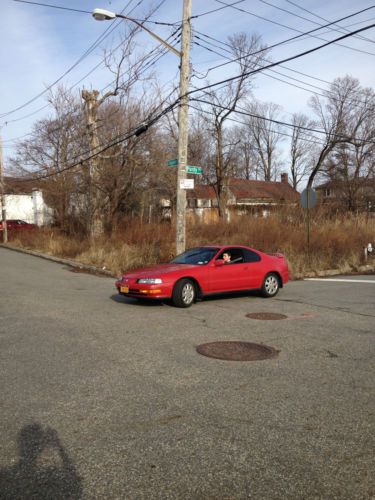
[186,166,203,174]
[180,179,194,190]
[300,188,316,209]
[167,159,178,167]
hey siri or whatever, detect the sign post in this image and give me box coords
[300,188,316,256]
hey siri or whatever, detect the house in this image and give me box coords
[185,174,299,223]
[1,177,53,226]
[315,178,375,212]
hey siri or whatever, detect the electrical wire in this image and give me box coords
[284,0,375,43]
[192,5,375,80]
[2,0,165,120]
[214,0,375,57]
[2,0,178,150]
[191,97,375,145]
[191,37,372,108]
[189,103,326,147]
[186,23,375,101]
[256,0,375,44]
[18,98,180,181]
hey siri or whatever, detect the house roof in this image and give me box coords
[3,176,42,194]
[186,177,298,202]
[186,184,217,200]
[228,178,298,201]
[316,178,375,191]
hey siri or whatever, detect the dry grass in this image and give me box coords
[6,210,374,278]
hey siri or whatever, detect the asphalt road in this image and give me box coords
[0,247,374,499]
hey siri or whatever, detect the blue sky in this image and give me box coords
[1,0,375,163]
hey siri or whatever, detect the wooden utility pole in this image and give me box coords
[176,0,192,255]
[0,131,8,243]
[82,89,103,238]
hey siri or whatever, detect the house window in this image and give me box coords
[197,199,211,208]
[325,189,331,197]
[187,198,196,208]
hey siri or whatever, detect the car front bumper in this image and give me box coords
[115,280,172,300]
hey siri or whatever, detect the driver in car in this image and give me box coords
[223,252,231,264]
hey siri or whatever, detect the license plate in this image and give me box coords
[120,286,129,293]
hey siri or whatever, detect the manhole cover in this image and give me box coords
[246,312,288,320]
[196,341,279,361]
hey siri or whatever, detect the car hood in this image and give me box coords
[122,263,199,279]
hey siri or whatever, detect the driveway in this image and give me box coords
[0,247,374,499]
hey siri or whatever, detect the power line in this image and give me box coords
[13,0,91,14]
[284,0,375,43]
[191,5,375,80]
[17,98,180,182]
[256,0,375,44]
[191,98,375,145]
[3,27,181,151]
[2,0,165,120]
[192,37,371,107]
[187,23,375,100]
[190,0,245,19]
[189,103,326,146]
[214,0,375,57]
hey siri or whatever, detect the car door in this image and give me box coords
[241,248,264,289]
[209,248,249,292]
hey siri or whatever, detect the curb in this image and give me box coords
[0,243,116,278]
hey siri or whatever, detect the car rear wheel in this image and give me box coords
[172,279,196,308]
[261,273,280,298]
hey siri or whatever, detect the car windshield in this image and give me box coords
[171,247,219,265]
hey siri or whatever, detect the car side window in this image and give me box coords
[218,249,245,264]
[243,249,261,263]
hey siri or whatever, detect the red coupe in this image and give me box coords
[116,245,289,308]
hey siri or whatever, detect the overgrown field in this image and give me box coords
[6,209,374,278]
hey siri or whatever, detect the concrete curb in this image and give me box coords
[0,243,116,278]
[1,243,374,280]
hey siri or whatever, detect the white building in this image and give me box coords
[1,178,53,225]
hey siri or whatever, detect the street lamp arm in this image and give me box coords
[92,8,181,57]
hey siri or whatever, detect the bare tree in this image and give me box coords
[9,86,85,232]
[241,101,284,181]
[288,112,317,189]
[194,33,269,218]
[307,75,375,192]
[320,81,375,210]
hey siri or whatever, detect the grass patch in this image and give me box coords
[5,211,374,278]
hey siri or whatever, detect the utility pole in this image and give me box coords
[0,131,8,243]
[91,2,192,252]
[176,0,192,255]
[82,89,103,238]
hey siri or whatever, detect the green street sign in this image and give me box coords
[186,166,202,174]
[167,159,178,167]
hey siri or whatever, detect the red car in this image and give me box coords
[0,219,37,231]
[116,245,289,308]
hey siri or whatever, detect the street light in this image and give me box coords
[92,9,181,57]
[92,2,192,255]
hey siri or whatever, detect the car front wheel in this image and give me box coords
[261,273,280,298]
[172,279,196,308]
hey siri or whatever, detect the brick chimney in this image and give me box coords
[281,173,289,184]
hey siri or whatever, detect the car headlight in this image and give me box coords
[137,278,163,284]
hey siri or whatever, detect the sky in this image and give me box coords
[1,0,375,168]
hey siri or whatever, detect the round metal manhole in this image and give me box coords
[196,341,279,361]
[246,312,288,320]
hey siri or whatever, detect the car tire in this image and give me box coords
[172,279,196,308]
[261,273,280,298]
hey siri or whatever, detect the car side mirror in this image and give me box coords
[214,259,225,267]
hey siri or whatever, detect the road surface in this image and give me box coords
[0,247,374,499]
